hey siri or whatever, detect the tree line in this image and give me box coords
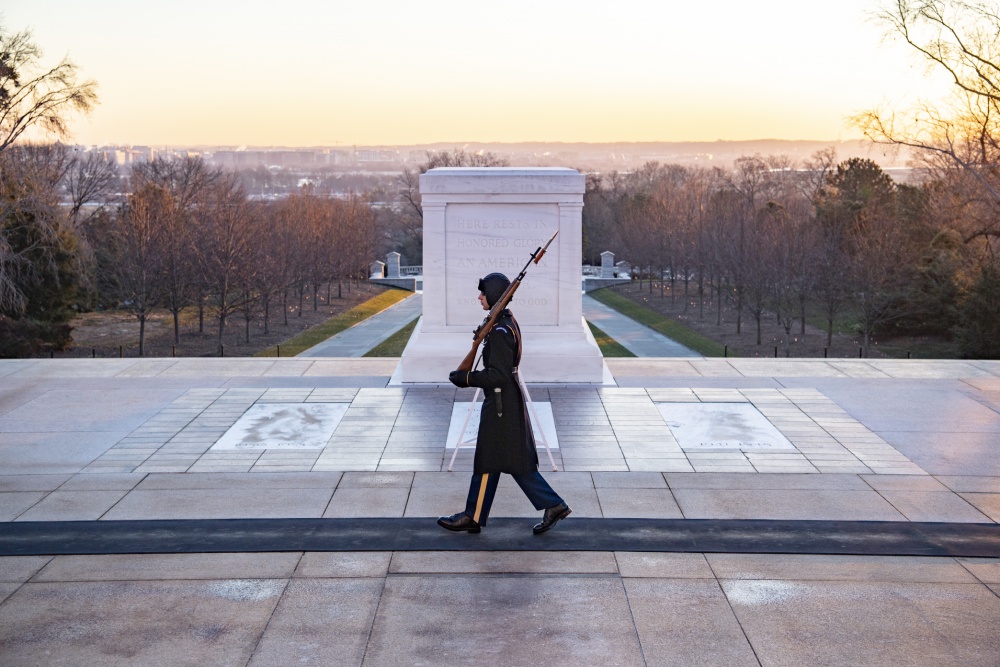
[581,153,993,357]
[0,146,378,356]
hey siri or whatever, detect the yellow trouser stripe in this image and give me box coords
[473,474,489,523]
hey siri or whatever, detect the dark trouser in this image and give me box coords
[464,471,563,525]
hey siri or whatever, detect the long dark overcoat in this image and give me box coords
[466,310,538,476]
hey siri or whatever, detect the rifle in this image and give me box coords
[456,230,559,373]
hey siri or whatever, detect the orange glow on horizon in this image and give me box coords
[7,0,955,147]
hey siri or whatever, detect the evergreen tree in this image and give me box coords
[956,261,1000,359]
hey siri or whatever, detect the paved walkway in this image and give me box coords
[583,294,700,356]
[1,357,999,665]
[297,293,423,357]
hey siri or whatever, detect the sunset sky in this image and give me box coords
[5,0,952,147]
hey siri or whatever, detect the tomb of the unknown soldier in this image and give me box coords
[399,167,605,383]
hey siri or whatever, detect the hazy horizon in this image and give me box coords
[7,1,952,147]
[81,138,878,149]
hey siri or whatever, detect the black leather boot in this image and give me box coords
[437,512,481,533]
[533,502,571,534]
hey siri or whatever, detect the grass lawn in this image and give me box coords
[255,288,412,357]
[586,321,636,357]
[589,288,726,357]
[364,317,419,357]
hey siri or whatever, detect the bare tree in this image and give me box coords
[616,192,659,291]
[65,150,119,230]
[252,202,292,335]
[132,157,221,343]
[685,168,720,318]
[855,0,1000,243]
[192,174,255,348]
[0,24,97,152]
[237,205,265,344]
[722,156,770,335]
[763,196,814,356]
[111,183,170,355]
[811,225,853,347]
[271,194,306,325]
[851,214,911,355]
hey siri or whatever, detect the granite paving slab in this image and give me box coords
[388,551,619,574]
[673,488,907,521]
[338,471,413,488]
[7,359,143,378]
[873,489,992,522]
[0,579,286,667]
[860,474,951,491]
[0,385,48,415]
[937,476,1000,493]
[293,552,392,578]
[101,488,336,520]
[614,552,715,578]
[706,553,979,583]
[0,360,33,379]
[595,487,683,518]
[0,389,183,432]
[0,474,72,492]
[57,472,146,491]
[958,557,1000,583]
[0,493,45,521]
[0,431,130,475]
[247,578,384,667]
[665,472,871,490]
[960,493,1000,522]
[625,578,760,667]
[14,490,131,521]
[134,471,342,491]
[880,431,1000,476]
[592,471,668,488]
[401,472,471,518]
[0,555,51,582]
[33,552,302,581]
[724,580,1000,667]
[323,486,411,518]
[361,575,645,666]
[0,582,19,605]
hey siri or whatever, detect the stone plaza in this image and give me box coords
[1,353,999,666]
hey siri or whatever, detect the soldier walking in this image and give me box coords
[440,272,571,535]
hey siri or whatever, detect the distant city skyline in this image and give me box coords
[7,1,952,147]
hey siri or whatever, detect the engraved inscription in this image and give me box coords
[656,403,797,452]
[445,203,559,326]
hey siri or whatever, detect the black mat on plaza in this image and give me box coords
[2,518,999,557]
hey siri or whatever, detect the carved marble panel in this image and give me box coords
[211,403,349,450]
[656,403,796,452]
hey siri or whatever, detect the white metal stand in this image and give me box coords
[447,372,558,472]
